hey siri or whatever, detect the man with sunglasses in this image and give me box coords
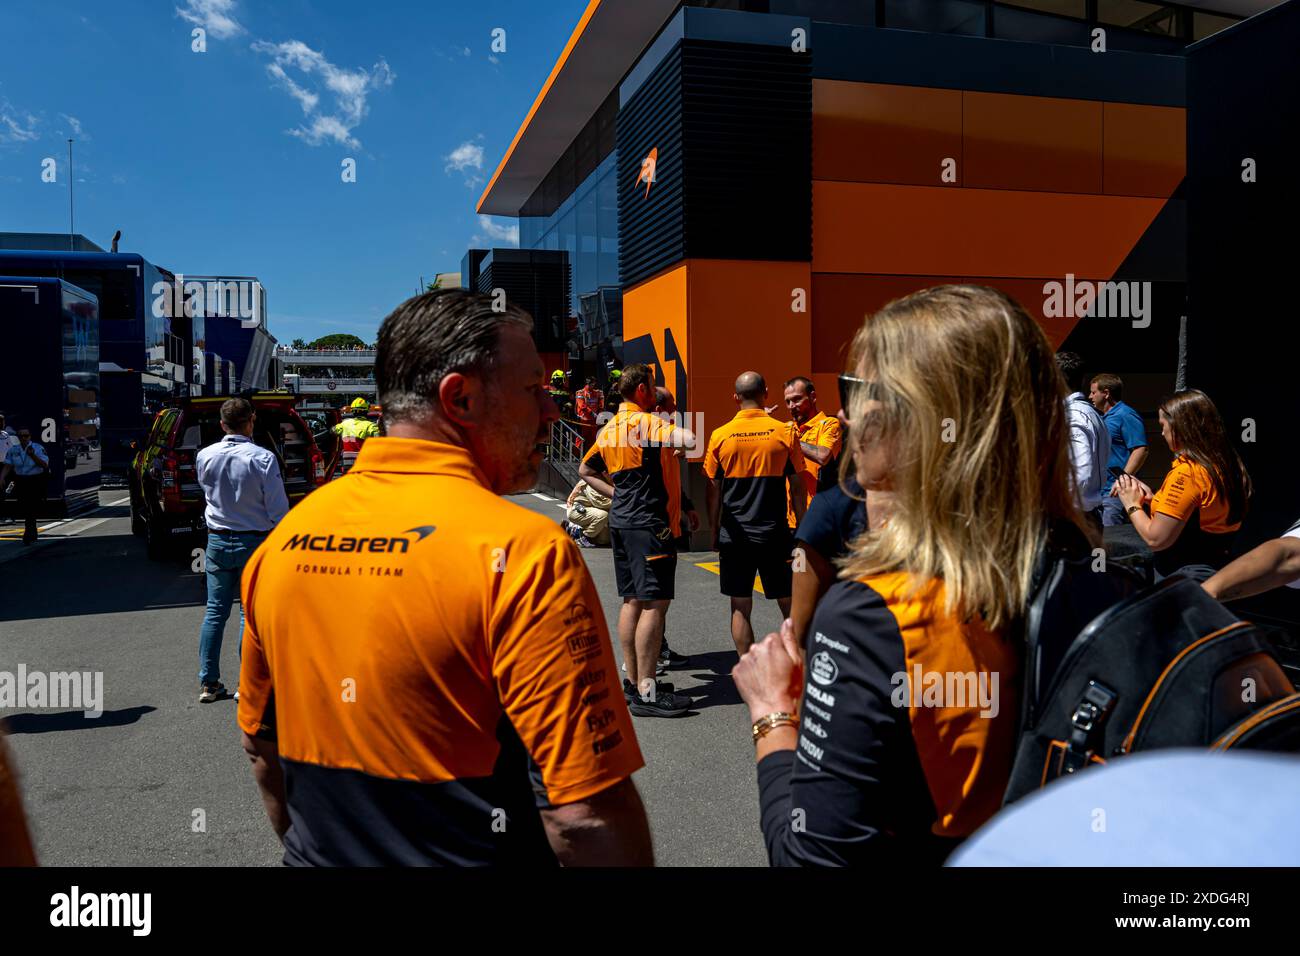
[0,425,50,544]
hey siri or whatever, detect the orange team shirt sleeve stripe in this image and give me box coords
[237,546,276,739]
[865,572,1018,839]
[703,426,723,479]
[488,536,644,804]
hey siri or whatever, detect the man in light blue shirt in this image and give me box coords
[1,425,50,544]
[194,398,289,703]
[1089,373,1149,527]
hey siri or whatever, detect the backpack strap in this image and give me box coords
[1057,680,1119,777]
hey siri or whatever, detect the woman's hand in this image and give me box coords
[1115,473,1146,509]
[733,619,802,723]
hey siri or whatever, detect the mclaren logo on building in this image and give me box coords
[635,147,657,198]
[282,525,437,554]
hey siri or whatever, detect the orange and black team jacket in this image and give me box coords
[582,402,680,532]
[758,573,1020,866]
[705,408,805,545]
[237,438,644,866]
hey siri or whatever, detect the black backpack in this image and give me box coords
[1004,532,1300,806]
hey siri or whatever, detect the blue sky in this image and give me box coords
[0,0,589,344]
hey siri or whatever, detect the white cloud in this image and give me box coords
[0,101,39,144]
[445,138,486,189]
[445,141,483,173]
[476,216,519,246]
[176,0,244,40]
[60,114,87,140]
[266,64,319,114]
[252,40,394,148]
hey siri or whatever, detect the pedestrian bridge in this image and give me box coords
[290,377,378,395]
[277,349,376,367]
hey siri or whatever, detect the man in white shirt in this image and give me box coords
[0,414,15,525]
[194,398,290,703]
[0,423,50,543]
[1057,352,1109,531]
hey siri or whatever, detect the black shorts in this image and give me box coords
[719,538,794,599]
[612,526,677,601]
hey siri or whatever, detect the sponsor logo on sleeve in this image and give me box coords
[810,650,839,687]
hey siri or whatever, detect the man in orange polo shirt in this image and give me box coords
[783,376,842,526]
[579,365,696,718]
[237,290,651,866]
[706,371,806,656]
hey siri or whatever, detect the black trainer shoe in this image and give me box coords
[659,640,691,669]
[625,676,675,700]
[628,682,690,718]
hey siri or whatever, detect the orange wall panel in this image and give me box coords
[1103,102,1186,198]
[686,259,812,442]
[812,273,1089,375]
[813,80,963,186]
[964,91,1103,194]
[623,263,689,401]
[812,180,1166,279]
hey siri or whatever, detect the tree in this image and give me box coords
[291,338,307,349]
[425,276,442,293]
[309,333,367,349]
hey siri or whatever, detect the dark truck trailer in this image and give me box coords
[0,250,191,484]
[0,277,101,517]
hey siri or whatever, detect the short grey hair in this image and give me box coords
[376,289,533,426]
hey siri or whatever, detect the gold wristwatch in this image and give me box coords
[752,712,798,743]
[1126,504,1142,516]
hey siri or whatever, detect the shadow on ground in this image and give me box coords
[680,650,743,710]
[0,531,204,622]
[4,706,157,734]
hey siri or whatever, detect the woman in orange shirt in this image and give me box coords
[1114,389,1251,582]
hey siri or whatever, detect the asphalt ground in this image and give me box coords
[0,490,775,866]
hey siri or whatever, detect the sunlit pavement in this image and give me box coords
[1,491,770,866]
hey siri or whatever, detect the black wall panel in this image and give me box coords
[618,38,812,288]
[1186,3,1300,550]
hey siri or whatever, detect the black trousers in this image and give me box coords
[13,475,47,542]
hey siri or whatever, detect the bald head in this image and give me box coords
[654,387,676,415]
[734,371,767,408]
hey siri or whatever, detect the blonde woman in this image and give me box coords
[733,285,1089,865]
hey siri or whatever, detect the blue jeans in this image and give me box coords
[198,531,266,686]
[1101,494,1128,528]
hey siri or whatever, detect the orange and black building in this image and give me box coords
[477,0,1297,545]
